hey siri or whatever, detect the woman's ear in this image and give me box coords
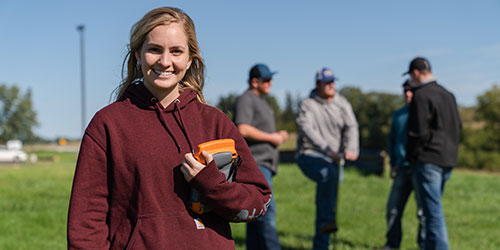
[187,58,192,70]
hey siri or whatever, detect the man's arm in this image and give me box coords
[237,124,287,146]
[387,112,399,178]
[340,99,359,161]
[406,94,430,162]
[387,112,397,167]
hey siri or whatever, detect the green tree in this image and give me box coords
[339,87,402,150]
[216,93,238,120]
[472,84,500,151]
[0,84,38,143]
[279,91,297,132]
[457,84,500,171]
[477,84,500,132]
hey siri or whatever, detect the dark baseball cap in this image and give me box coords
[249,64,276,80]
[402,57,431,76]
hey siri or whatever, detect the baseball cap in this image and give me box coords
[402,57,431,76]
[249,64,276,80]
[316,67,337,82]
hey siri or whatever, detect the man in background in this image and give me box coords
[234,63,288,250]
[296,67,359,250]
[404,57,461,250]
[383,80,424,249]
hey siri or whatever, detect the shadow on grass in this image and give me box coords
[332,235,377,249]
[346,165,384,177]
[279,231,313,250]
[234,231,381,250]
[233,232,312,250]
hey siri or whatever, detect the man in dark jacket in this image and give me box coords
[403,57,461,250]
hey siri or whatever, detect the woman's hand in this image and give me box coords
[181,150,214,182]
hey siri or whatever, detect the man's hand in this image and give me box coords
[344,151,358,161]
[181,151,214,182]
[390,166,399,179]
[326,148,341,161]
[270,130,289,146]
[238,124,288,146]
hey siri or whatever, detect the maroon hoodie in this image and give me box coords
[67,83,272,249]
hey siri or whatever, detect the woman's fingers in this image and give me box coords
[181,151,212,182]
[201,150,213,164]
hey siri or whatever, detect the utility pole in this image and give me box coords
[76,25,86,134]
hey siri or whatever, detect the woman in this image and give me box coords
[67,7,271,249]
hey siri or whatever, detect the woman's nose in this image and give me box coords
[158,52,171,67]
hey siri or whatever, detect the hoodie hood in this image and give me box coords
[121,82,198,112]
[309,89,337,104]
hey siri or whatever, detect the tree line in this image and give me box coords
[0,84,38,144]
[1,82,499,171]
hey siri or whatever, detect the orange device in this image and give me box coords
[189,139,241,214]
[193,139,238,165]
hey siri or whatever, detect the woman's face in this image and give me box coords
[136,23,192,98]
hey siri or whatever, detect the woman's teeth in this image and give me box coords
[153,69,173,76]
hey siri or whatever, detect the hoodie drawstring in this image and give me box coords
[153,102,182,153]
[153,99,195,155]
[173,99,195,154]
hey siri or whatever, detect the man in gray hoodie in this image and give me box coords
[296,67,359,250]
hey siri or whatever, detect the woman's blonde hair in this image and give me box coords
[116,7,205,103]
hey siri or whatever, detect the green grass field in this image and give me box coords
[1,152,499,249]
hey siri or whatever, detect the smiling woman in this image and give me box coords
[115,7,205,105]
[67,7,272,250]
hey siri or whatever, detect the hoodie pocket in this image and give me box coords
[123,213,226,249]
[125,218,142,250]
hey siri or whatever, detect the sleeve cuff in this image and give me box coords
[189,160,226,195]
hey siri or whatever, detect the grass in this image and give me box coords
[1,152,499,249]
[278,132,297,151]
[0,151,76,249]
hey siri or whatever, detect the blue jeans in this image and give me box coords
[297,154,339,250]
[385,167,425,249]
[246,165,281,250]
[413,162,453,250]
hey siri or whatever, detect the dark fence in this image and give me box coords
[279,149,385,176]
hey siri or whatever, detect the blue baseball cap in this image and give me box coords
[249,64,277,80]
[316,67,338,82]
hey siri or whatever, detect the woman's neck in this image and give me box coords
[144,83,180,108]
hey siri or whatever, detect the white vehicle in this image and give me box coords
[0,140,28,163]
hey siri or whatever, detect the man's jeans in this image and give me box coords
[385,167,425,249]
[246,165,281,250]
[413,161,453,250]
[297,154,339,250]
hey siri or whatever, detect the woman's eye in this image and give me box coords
[148,47,162,53]
[171,49,183,55]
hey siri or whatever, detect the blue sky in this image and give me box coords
[1,0,499,140]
